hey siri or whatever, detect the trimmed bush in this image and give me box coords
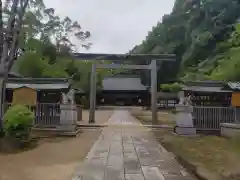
[160,84,172,92]
[160,83,182,93]
[170,83,182,93]
[3,104,34,141]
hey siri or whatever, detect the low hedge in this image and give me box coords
[160,83,182,93]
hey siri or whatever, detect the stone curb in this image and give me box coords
[32,127,81,137]
[77,124,173,129]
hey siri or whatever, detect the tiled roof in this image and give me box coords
[182,86,232,92]
[182,80,232,92]
[6,83,69,90]
[7,78,70,84]
[8,71,23,77]
[102,76,147,91]
[6,78,70,90]
[183,80,225,87]
[228,82,240,91]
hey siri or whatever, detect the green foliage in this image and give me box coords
[3,105,34,141]
[210,47,240,81]
[10,0,93,81]
[71,61,121,92]
[131,0,240,82]
[160,84,172,92]
[42,63,69,78]
[160,83,182,93]
[16,52,49,77]
[171,83,182,92]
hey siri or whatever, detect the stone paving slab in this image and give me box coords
[71,110,195,180]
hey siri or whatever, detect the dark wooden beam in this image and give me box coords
[71,53,176,61]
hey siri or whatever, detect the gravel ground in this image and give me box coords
[0,129,101,180]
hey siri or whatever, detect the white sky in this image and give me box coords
[44,0,175,53]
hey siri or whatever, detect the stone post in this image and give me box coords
[174,104,196,135]
[89,63,96,123]
[150,60,158,125]
[76,105,82,121]
[58,92,77,132]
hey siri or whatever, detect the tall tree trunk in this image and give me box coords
[0,0,30,133]
[0,73,5,133]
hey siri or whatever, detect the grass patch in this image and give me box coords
[154,130,240,179]
[132,110,176,127]
[133,111,240,180]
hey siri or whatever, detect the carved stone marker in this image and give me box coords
[174,93,196,135]
[58,104,77,132]
[178,91,185,105]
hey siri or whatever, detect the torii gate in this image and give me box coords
[71,53,175,125]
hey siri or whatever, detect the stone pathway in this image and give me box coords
[71,110,195,180]
[106,110,142,126]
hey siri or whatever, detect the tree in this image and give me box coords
[42,63,68,78]
[41,8,92,54]
[17,52,49,77]
[0,0,35,132]
[0,0,92,132]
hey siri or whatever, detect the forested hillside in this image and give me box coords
[131,0,240,82]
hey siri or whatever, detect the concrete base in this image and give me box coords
[221,123,240,138]
[32,127,81,137]
[57,125,77,132]
[174,126,196,136]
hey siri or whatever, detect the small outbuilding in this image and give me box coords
[6,78,71,104]
[182,81,232,106]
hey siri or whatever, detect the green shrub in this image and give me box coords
[160,83,182,92]
[170,83,182,93]
[3,104,34,141]
[161,84,172,92]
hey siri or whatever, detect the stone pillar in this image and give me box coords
[58,104,77,132]
[150,60,158,125]
[174,104,196,135]
[76,105,82,121]
[58,92,77,132]
[89,63,96,123]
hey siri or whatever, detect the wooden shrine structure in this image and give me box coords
[96,75,149,106]
[71,53,176,124]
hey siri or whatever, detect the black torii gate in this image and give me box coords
[71,53,175,125]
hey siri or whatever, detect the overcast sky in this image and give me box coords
[44,0,175,53]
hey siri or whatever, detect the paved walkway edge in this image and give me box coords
[70,129,104,179]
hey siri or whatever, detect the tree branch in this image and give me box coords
[7,0,29,72]
[0,0,19,66]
